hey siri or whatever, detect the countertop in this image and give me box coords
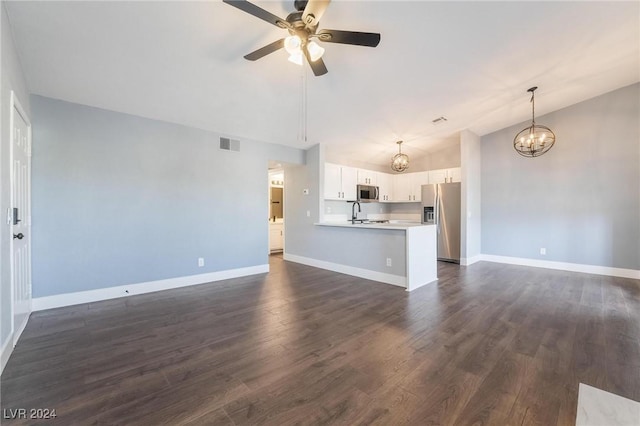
[315,221,431,230]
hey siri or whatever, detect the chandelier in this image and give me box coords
[513,86,556,157]
[391,140,409,172]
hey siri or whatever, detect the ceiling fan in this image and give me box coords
[223,0,381,76]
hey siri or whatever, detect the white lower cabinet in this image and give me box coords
[269,222,284,251]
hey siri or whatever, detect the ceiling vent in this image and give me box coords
[220,137,240,152]
[431,116,448,125]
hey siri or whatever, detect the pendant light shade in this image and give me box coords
[391,141,409,172]
[513,87,556,157]
[306,41,325,62]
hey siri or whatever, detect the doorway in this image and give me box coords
[9,91,32,345]
[268,165,284,254]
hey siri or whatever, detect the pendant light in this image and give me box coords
[391,141,409,172]
[513,86,556,157]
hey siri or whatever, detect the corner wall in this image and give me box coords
[285,145,407,279]
[481,83,640,272]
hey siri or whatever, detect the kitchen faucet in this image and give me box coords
[351,202,361,224]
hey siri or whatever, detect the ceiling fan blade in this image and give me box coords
[303,46,328,76]
[244,39,285,61]
[302,0,331,28]
[317,29,381,47]
[223,0,291,29]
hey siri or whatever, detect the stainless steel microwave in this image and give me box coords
[357,184,379,202]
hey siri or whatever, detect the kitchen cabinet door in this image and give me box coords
[342,166,358,200]
[392,173,412,201]
[447,167,462,183]
[377,172,393,201]
[428,169,448,184]
[324,163,343,200]
[410,171,429,202]
[324,163,358,200]
[357,169,377,185]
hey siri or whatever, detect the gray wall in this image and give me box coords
[285,145,406,276]
[1,3,32,350]
[31,96,304,297]
[481,83,639,270]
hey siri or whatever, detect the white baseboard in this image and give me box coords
[32,264,270,311]
[460,255,482,266]
[1,334,14,375]
[480,254,640,279]
[13,312,29,346]
[283,253,406,288]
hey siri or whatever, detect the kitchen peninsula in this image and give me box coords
[312,221,437,291]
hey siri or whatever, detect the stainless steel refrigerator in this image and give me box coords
[421,183,461,263]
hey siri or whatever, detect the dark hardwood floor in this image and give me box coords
[2,255,639,425]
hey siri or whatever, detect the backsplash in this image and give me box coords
[324,200,421,222]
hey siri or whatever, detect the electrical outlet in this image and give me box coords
[327,207,332,213]
[386,258,392,267]
[198,257,205,267]
[540,248,546,255]
[306,210,310,217]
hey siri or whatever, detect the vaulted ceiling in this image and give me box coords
[5,1,639,167]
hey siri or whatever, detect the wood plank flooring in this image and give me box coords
[1,256,639,425]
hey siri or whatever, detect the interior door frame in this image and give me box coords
[9,90,32,345]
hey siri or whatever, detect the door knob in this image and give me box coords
[13,233,24,240]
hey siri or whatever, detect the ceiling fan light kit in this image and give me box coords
[513,86,556,158]
[223,0,381,76]
[391,141,409,173]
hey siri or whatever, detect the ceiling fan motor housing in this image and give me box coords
[294,0,308,12]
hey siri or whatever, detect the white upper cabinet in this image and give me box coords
[392,173,411,201]
[428,167,461,184]
[377,172,393,202]
[447,167,461,183]
[357,169,377,185]
[392,172,429,202]
[325,163,460,202]
[324,163,357,200]
[342,167,358,200]
[410,171,429,202]
[427,169,448,184]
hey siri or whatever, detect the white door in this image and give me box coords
[10,92,32,344]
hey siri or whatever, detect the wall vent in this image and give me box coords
[219,137,240,152]
[431,116,448,125]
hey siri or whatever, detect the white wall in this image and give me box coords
[460,130,481,264]
[1,3,31,371]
